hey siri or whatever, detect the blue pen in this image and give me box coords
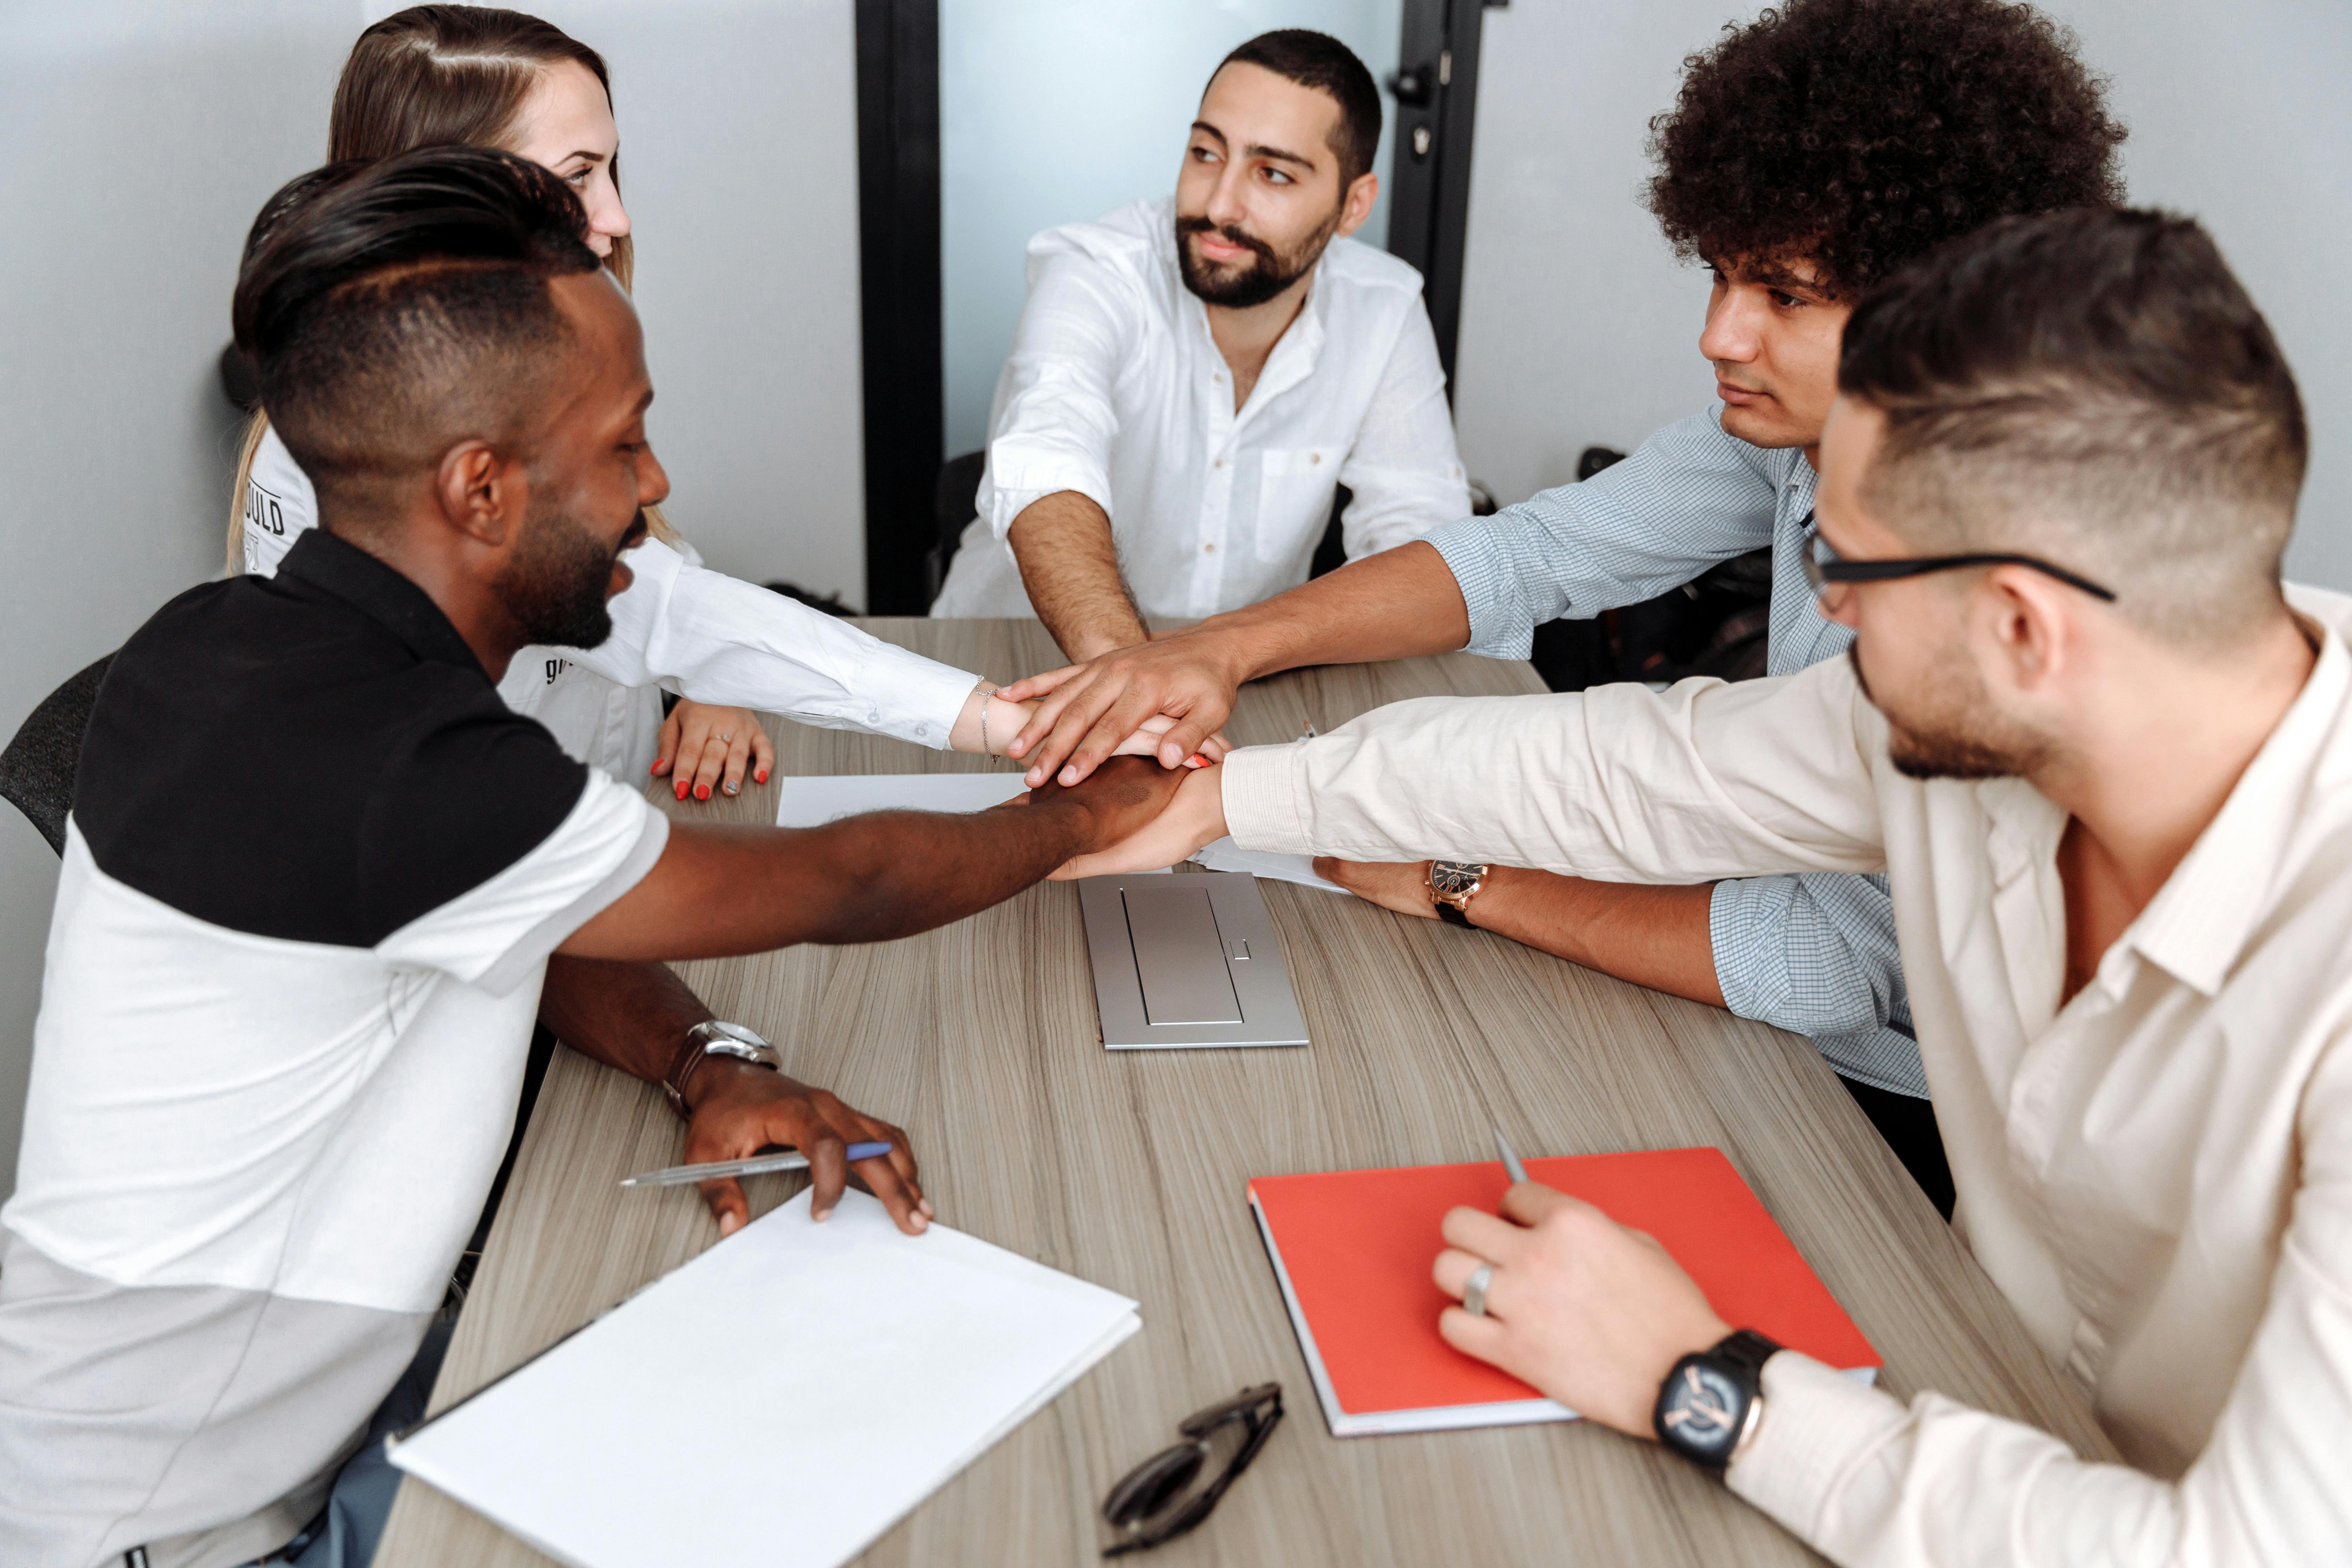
[620,1141,895,1189]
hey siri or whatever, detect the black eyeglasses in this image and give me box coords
[1101,1383,1284,1556]
[1802,518,2117,604]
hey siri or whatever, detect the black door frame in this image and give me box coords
[854,0,1489,613]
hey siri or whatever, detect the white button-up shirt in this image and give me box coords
[1220,585,2352,1564]
[930,198,1470,622]
[244,425,978,780]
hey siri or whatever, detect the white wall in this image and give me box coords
[0,0,865,1203]
[1451,0,2352,592]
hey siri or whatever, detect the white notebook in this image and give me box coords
[775,770,1031,827]
[387,1189,1140,1568]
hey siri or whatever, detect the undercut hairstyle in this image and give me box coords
[1839,208,2306,648]
[1216,30,1382,189]
[1646,0,2127,297]
[230,145,602,527]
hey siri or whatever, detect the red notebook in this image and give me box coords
[1248,1147,1878,1436]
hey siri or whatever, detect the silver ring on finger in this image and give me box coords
[1464,1262,1495,1318]
[717,732,732,743]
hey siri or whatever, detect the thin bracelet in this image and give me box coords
[978,683,1000,757]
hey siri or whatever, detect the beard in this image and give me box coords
[1848,646,2050,781]
[1174,206,1342,308]
[492,495,630,651]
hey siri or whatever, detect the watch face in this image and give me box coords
[1658,1361,1747,1464]
[1429,861,1484,898]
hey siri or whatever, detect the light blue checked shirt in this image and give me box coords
[1426,409,1924,1097]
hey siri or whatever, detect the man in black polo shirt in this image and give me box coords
[0,149,1184,1568]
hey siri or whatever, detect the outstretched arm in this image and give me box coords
[1007,490,1149,662]
[561,755,1185,961]
[1314,859,1726,1006]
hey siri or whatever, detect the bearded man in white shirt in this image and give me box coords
[929,27,1470,657]
[1061,207,2352,1562]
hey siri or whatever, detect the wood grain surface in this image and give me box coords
[375,618,2111,1568]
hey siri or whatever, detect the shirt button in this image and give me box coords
[1204,543,1217,554]
[1214,458,1226,469]
[914,723,929,738]
[1310,453,1321,465]
[868,708,881,724]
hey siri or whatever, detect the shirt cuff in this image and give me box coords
[1220,743,1313,854]
[1427,516,1535,661]
[855,640,980,750]
[1727,1350,1912,1549]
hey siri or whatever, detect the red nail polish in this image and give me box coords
[756,769,768,783]
[675,781,687,799]
[696,784,710,800]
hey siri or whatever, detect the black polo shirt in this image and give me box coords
[0,529,669,1567]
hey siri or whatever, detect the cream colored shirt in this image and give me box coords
[1220,586,2352,1565]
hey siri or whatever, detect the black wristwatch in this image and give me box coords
[1428,860,1490,927]
[1653,1328,1780,1469]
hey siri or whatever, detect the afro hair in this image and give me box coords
[1645,0,2128,297]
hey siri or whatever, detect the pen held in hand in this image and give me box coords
[1492,1127,1530,1187]
[621,1141,894,1189]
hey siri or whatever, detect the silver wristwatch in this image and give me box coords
[663,1020,782,1116]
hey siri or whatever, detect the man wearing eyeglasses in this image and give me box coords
[1058,206,2352,1564]
[996,0,2130,1214]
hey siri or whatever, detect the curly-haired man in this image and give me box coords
[994,0,2128,1212]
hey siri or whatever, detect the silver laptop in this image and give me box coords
[1077,871,1310,1049]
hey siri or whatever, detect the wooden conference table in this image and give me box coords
[377,618,2110,1568]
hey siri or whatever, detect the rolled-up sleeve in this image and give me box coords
[1727,1022,2352,1565]
[1427,411,1783,660]
[975,236,1137,540]
[1711,870,1926,1097]
[1220,659,1888,883]
[1335,298,1470,558]
[559,540,977,749]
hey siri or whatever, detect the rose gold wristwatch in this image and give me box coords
[1427,860,1490,927]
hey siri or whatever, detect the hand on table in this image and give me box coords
[1314,859,1438,918]
[1432,1183,1731,1438]
[654,700,774,801]
[682,1059,929,1237]
[1048,762,1229,880]
[1001,631,1247,788]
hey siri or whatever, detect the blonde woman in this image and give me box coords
[230,6,1187,798]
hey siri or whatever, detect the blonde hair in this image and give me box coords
[226,5,672,573]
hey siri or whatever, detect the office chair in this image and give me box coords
[925,450,988,608]
[1,652,113,856]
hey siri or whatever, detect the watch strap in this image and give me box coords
[1710,1328,1781,1381]
[1436,902,1472,928]
[661,1034,711,1119]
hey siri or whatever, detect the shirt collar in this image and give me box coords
[2112,621,2351,996]
[275,529,489,679]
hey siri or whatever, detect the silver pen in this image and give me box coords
[1492,1126,1531,1185]
[620,1140,894,1189]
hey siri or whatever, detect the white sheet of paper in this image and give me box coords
[387,1189,1140,1568]
[1189,837,1352,896]
[776,772,1030,827]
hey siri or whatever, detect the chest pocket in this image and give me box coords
[1255,447,1343,563]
